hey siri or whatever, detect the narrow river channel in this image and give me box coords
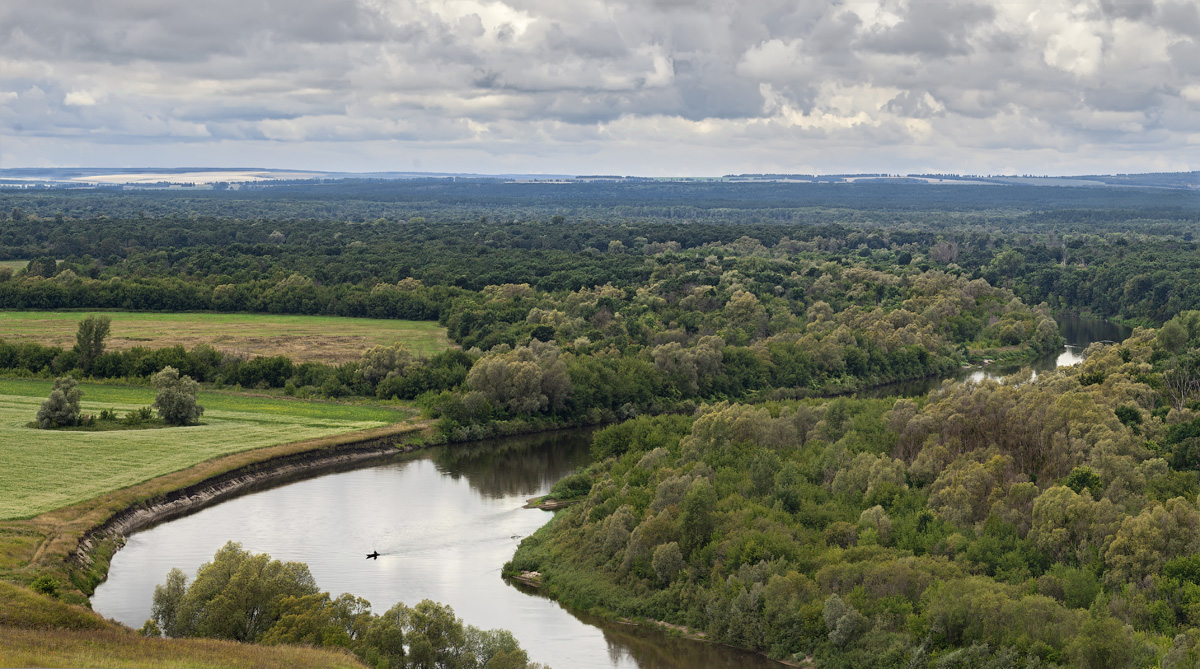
[91,315,1132,667]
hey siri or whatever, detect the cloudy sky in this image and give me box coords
[1,0,1197,176]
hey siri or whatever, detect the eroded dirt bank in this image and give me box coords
[71,432,425,573]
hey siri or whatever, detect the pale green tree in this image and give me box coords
[36,375,82,428]
[152,541,319,642]
[152,366,204,426]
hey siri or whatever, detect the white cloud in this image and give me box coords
[63,90,96,106]
[1042,19,1104,76]
[0,0,1194,173]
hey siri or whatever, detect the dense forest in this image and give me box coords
[4,180,1200,666]
[510,321,1200,666]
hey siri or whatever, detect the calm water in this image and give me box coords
[861,314,1133,398]
[92,315,1130,666]
[91,430,784,669]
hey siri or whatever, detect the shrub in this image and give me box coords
[549,470,593,499]
[123,406,154,425]
[36,376,82,429]
[31,575,59,598]
[152,366,205,426]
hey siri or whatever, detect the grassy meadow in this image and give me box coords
[0,260,29,272]
[0,378,413,520]
[0,310,453,364]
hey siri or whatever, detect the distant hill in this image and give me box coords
[1,167,1196,190]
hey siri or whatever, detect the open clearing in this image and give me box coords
[0,378,413,520]
[0,311,452,364]
[0,260,29,271]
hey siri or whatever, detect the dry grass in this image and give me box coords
[0,581,368,668]
[0,628,368,668]
[0,310,453,364]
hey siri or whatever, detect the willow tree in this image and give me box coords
[152,366,204,426]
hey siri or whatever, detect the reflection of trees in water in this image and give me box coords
[508,581,782,669]
[432,429,595,499]
[589,618,781,669]
[1057,313,1131,347]
[859,315,1132,400]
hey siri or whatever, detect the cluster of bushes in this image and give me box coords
[36,367,203,429]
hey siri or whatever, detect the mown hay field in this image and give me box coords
[0,378,412,520]
[0,310,453,364]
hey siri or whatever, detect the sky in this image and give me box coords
[1,0,1198,176]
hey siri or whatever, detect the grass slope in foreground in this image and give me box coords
[0,581,365,669]
[0,310,453,364]
[0,378,411,520]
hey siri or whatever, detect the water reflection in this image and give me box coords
[433,429,595,499]
[91,430,783,669]
[860,315,1132,398]
[511,581,782,669]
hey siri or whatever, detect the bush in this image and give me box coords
[549,470,593,499]
[152,366,204,426]
[123,406,154,426]
[36,375,82,429]
[31,575,59,598]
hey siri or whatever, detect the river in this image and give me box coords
[860,313,1134,398]
[91,431,784,668]
[91,315,1131,667]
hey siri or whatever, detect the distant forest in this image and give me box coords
[8,179,1200,665]
[1,180,1198,324]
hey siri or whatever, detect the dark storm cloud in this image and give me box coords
[0,0,1195,174]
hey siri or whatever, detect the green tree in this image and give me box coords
[359,342,417,387]
[74,314,112,373]
[152,541,319,642]
[679,479,716,557]
[150,568,188,637]
[823,594,866,648]
[652,542,684,584]
[152,366,204,426]
[36,375,82,428]
[260,592,372,649]
[1065,615,1140,668]
[1159,319,1188,353]
[466,341,570,414]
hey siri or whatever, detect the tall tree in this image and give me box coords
[74,315,112,373]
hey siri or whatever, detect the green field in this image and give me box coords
[0,311,452,364]
[0,379,412,520]
[0,260,29,272]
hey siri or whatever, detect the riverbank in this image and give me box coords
[0,418,432,606]
[0,412,438,667]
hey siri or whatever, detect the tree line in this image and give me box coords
[508,319,1200,667]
